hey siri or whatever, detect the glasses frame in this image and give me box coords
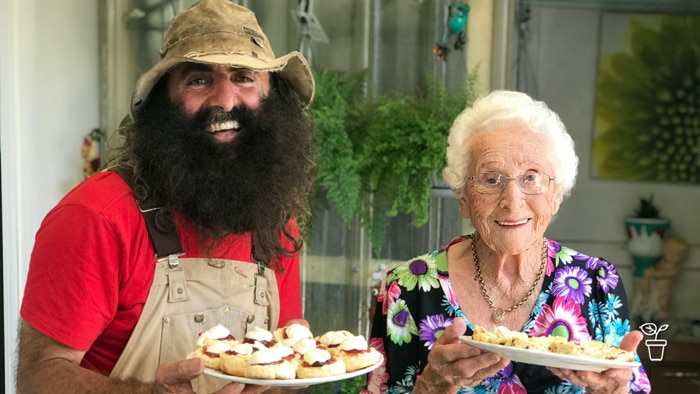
[467,172,555,195]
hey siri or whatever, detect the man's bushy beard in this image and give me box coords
[132,81,313,249]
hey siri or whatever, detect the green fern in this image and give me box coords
[310,67,480,257]
[310,70,366,224]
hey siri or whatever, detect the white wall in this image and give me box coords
[1,0,99,392]
[2,1,699,392]
[524,4,700,322]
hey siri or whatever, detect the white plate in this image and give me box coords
[459,336,640,372]
[202,355,383,387]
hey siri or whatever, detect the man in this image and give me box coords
[16,0,315,392]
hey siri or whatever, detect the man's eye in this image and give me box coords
[232,72,256,83]
[188,78,208,86]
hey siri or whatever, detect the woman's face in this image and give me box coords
[460,122,562,255]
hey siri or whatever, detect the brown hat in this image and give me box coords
[130,0,315,118]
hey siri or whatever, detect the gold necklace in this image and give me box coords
[470,232,547,324]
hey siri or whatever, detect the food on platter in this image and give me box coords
[190,324,382,380]
[242,326,276,347]
[470,325,635,362]
[292,337,318,356]
[187,324,238,369]
[295,348,346,378]
[244,347,296,380]
[273,323,313,347]
[220,341,257,376]
[316,330,354,356]
[335,335,383,372]
[196,324,236,347]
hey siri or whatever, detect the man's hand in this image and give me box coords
[154,358,205,393]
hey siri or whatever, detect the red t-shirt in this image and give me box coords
[20,171,302,374]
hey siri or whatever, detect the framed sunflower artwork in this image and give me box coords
[592,12,700,184]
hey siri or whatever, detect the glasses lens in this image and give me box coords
[472,172,504,194]
[470,172,552,195]
[518,173,550,194]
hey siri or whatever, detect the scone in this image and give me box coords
[335,335,382,372]
[188,340,232,370]
[269,342,299,370]
[244,347,296,380]
[273,323,313,347]
[293,338,318,355]
[220,342,256,376]
[195,324,236,347]
[296,348,346,378]
[316,330,354,357]
[243,326,276,348]
[291,337,317,366]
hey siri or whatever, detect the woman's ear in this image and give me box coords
[550,187,563,215]
[459,195,472,219]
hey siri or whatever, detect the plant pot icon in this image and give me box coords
[645,339,667,361]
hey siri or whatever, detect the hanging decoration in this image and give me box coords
[433,2,470,60]
[81,128,103,178]
[291,0,329,66]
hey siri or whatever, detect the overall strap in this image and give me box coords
[111,167,185,259]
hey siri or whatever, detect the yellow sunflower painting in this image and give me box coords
[593,13,700,183]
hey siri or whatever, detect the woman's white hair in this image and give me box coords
[442,90,578,202]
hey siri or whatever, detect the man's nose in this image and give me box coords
[208,78,238,112]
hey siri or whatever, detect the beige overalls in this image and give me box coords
[110,254,280,393]
[107,168,281,393]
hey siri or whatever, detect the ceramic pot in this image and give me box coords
[624,217,670,277]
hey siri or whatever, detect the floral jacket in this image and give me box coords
[364,236,651,394]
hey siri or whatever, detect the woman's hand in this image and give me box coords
[414,319,510,393]
[547,330,643,393]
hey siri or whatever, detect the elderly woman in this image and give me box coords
[365,91,650,393]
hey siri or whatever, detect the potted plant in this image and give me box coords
[624,195,671,278]
[309,68,480,256]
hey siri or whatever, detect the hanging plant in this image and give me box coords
[309,68,480,256]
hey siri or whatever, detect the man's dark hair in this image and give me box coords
[109,72,316,270]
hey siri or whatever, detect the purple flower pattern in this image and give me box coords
[366,236,651,394]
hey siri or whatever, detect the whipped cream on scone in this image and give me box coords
[293,338,317,355]
[220,342,255,377]
[336,335,383,372]
[296,348,346,378]
[243,326,276,347]
[196,324,235,347]
[274,323,313,347]
[244,347,296,380]
[188,340,232,370]
[316,330,354,355]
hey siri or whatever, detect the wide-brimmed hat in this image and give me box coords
[131,0,315,118]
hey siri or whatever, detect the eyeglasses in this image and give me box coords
[467,172,555,195]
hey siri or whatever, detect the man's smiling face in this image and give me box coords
[167,62,271,144]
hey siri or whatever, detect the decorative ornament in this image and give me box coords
[433,2,469,60]
[81,128,103,178]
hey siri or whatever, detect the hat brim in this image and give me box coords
[131,51,314,117]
